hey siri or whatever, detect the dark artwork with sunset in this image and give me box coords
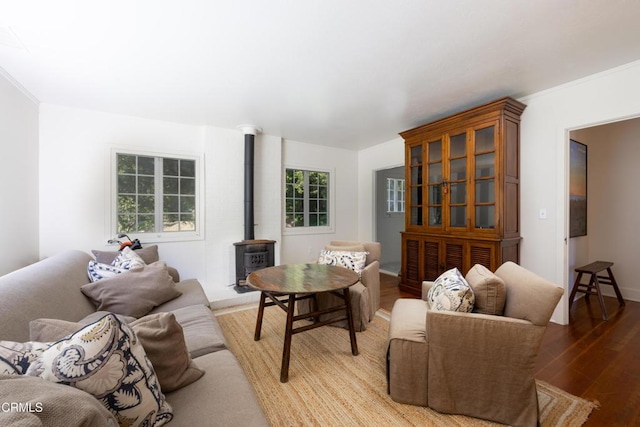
[569,140,587,237]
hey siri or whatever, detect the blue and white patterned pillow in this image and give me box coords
[26,313,173,427]
[87,261,125,282]
[318,250,368,275]
[427,268,475,312]
[87,246,146,282]
[111,246,146,270]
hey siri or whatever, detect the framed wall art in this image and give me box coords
[569,139,587,237]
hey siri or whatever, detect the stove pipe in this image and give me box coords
[244,132,255,241]
[238,125,261,241]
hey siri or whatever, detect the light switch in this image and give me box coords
[539,209,548,220]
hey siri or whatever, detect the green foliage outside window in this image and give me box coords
[116,154,196,234]
[285,168,329,228]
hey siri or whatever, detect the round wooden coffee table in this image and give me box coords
[246,263,360,382]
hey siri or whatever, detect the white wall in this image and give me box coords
[38,104,284,300]
[35,103,358,301]
[202,126,282,298]
[0,71,39,274]
[519,59,640,324]
[280,140,360,264]
[569,121,640,303]
[38,104,205,268]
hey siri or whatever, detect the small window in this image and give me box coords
[285,168,330,228]
[387,178,405,213]
[113,150,202,241]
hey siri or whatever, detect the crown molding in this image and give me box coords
[0,64,39,105]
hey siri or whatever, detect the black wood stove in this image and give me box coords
[233,126,275,292]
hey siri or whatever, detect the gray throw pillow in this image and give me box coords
[80,261,181,318]
[28,313,135,342]
[130,312,205,392]
[79,310,137,325]
[465,264,507,315]
[92,244,160,264]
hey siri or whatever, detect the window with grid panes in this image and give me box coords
[285,168,329,228]
[115,152,200,237]
[386,178,405,213]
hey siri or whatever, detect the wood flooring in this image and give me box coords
[379,272,640,426]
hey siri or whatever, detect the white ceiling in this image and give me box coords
[2,1,640,150]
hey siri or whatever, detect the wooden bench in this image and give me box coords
[569,261,624,320]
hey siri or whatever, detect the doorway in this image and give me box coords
[566,117,640,316]
[375,166,404,275]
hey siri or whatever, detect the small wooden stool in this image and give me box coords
[569,261,625,320]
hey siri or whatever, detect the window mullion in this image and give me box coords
[392,179,398,211]
[155,157,163,233]
[303,170,310,227]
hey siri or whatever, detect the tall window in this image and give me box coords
[115,152,200,237]
[387,178,405,213]
[285,168,329,227]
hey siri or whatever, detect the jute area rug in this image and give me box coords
[215,305,596,427]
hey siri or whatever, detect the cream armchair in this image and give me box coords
[297,240,381,331]
[387,262,563,426]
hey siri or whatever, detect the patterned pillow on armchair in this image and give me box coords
[427,267,475,312]
[318,250,368,275]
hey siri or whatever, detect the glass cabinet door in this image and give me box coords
[427,139,442,226]
[409,145,423,225]
[474,125,496,229]
[448,132,467,228]
[406,123,499,232]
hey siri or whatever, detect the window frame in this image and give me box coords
[282,165,335,235]
[386,177,405,213]
[109,147,205,243]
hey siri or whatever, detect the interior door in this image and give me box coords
[375,166,405,274]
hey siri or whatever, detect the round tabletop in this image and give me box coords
[246,263,359,294]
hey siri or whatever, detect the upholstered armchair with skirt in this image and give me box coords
[387,262,564,426]
[297,240,381,331]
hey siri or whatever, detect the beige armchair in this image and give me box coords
[387,262,563,426]
[297,240,381,331]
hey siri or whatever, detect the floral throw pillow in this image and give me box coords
[0,341,50,375]
[111,246,146,270]
[87,246,146,282]
[427,268,475,312]
[318,250,368,275]
[87,261,125,282]
[26,313,173,427]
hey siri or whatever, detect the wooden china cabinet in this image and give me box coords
[399,97,526,296]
